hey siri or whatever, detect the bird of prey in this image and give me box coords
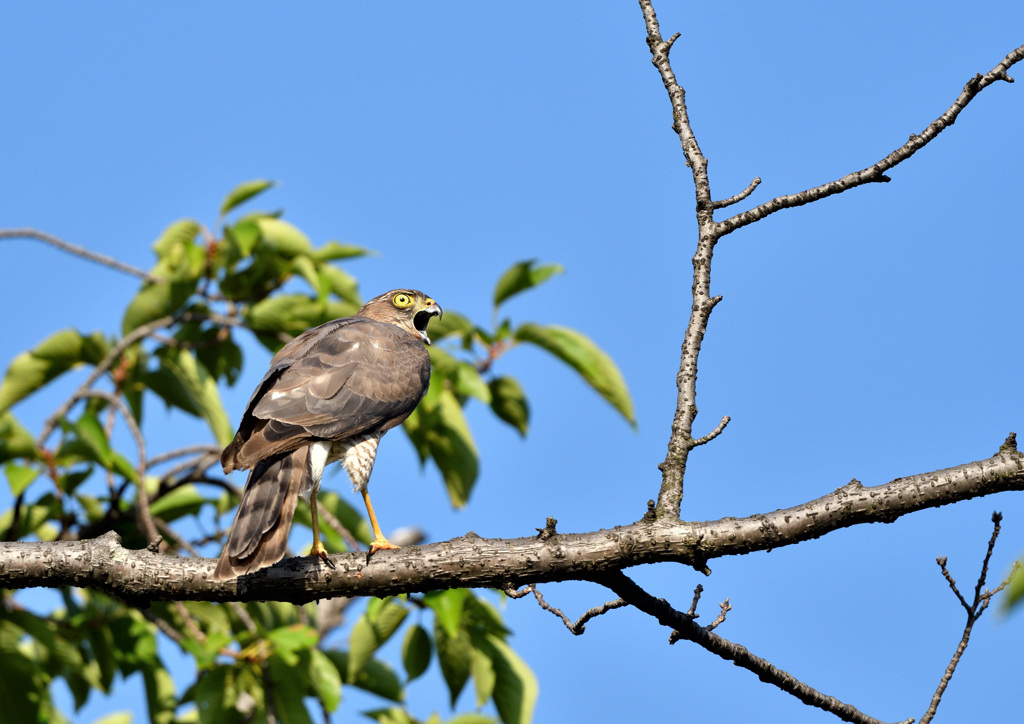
[212,289,441,580]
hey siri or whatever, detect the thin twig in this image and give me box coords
[920,513,1005,724]
[712,177,761,209]
[148,444,225,468]
[527,584,627,635]
[38,314,177,445]
[716,45,1024,237]
[595,569,905,724]
[78,390,157,543]
[0,228,157,282]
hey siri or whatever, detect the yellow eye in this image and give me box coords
[392,293,413,308]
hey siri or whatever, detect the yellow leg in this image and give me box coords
[309,494,335,568]
[361,488,400,555]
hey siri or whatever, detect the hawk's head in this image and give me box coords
[358,289,443,345]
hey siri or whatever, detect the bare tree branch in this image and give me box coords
[712,177,761,209]
[594,569,907,724]
[716,45,1024,237]
[919,512,1006,724]
[0,227,157,282]
[524,584,628,635]
[0,440,1019,604]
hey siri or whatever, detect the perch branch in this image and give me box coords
[0,439,1019,604]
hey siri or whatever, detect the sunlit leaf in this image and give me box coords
[148,484,207,521]
[319,264,361,305]
[472,634,537,724]
[267,624,319,667]
[220,179,276,217]
[348,600,408,680]
[424,588,469,639]
[454,363,491,404]
[121,281,194,335]
[0,329,109,411]
[90,712,133,724]
[515,323,634,425]
[1006,561,1024,610]
[312,240,368,263]
[151,348,233,446]
[307,648,343,712]
[256,217,314,258]
[142,664,177,724]
[470,647,496,708]
[0,411,38,462]
[5,462,38,496]
[493,260,563,308]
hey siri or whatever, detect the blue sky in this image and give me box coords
[2,2,1023,722]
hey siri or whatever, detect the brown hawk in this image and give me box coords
[212,289,441,580]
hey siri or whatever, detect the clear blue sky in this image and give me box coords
[2,2,1023,722]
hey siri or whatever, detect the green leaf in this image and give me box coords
[473,634,537,724]
[267,624,319,667]
[256,217,314,258]
[151,348,233,446]
[363,708,417,724]
[488,376,529,436]
[347,600,408,680]
[401,624,432,682]
[121,280,194,335]
[312,240,368,262]
[148,484,207,521]
[515,323,634,425]
[1005,560,1024,610]
[245,294,326,336]
[0,329,109,411]
[454,363,491,404]
[307,648,343,712]
[264,655,311,724]
[319,264,361,305]
[434,619,473,707]
[424,589,469,639]
[220,179,276,216]
[326,651,404,702]
[493,260,564,308]
[5,462,38,496]
[0,411,38,463]
[90,713,133,724]
[427,311,474,344]
[470,647,496,708]
[142,663,178,724]
[406,388,479,508]
[292,255,324,300]
[72,412,114,468]
[152,219,201,262]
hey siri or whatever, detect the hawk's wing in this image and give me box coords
[222,316,430,472]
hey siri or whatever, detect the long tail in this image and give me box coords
[212,447,308,581]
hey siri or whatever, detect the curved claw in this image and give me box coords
[311,539,336,569]
[365,536,400,563]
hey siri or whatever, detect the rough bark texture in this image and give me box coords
[3,444,1019,605]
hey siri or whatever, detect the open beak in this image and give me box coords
[414,299,442,345]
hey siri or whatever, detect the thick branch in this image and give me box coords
[0,443,1019,604]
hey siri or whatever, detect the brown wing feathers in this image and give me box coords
[213,294,436,581]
